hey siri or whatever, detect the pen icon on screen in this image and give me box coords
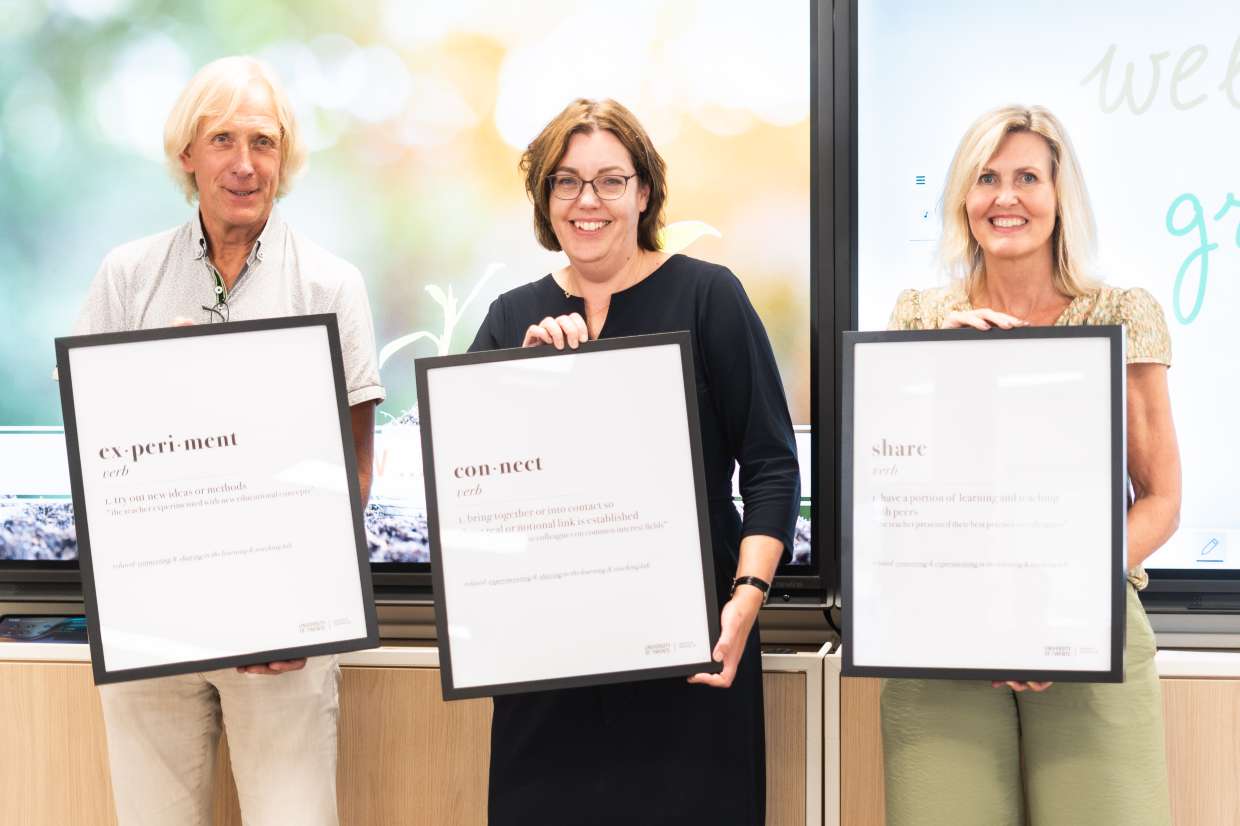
[1198,538,1221,562]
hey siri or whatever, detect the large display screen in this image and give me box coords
[856,0,1239,572]
[0,2,813,570]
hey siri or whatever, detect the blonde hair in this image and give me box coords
[939,105,1099,298]
[520,98,667,252]
[163,56,306,202]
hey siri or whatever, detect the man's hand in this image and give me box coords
[236,658,307,676]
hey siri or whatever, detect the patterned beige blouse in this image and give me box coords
[887,282,1173,587]
[887,283,1173,366]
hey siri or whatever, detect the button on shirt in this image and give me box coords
[73,209,385,407]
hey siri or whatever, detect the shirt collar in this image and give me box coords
[190,208,283,265]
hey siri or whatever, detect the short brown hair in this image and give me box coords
[520,98,667,252]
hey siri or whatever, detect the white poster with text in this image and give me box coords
[420,335,718,698]
[59,318,376,683]
[845,331,1123,680]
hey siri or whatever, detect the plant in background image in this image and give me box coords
[657,220,721,256]
[364,263,506,561]
[376,260,505,423]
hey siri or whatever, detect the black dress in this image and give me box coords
[469,254,800,826]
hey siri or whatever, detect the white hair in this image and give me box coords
[163,56,307,202]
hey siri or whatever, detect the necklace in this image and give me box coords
[563,253,659,338]
[562,271,612,337]
[562,250,652,299]
[563,278,610,309]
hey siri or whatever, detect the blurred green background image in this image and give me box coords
[0,0,811,563]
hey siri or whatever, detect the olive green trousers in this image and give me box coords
[881,585,1172,826]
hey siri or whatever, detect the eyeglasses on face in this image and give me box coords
[546,173,638,201]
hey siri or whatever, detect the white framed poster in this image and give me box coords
[55,315,378,684]
[842,326,1125,682]
[417,332,721,699]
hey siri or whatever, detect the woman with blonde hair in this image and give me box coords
[884,105,1180,825]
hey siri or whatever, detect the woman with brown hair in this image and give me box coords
[469,98,800,825]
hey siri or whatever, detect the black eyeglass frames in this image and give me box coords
[546,173,638,201]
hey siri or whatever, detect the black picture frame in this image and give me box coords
[416,331,723,700]
[840,325,1126,683]
[55,314,379,685]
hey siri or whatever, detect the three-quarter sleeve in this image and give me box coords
[1119,288,1172,366]
[699,270,800,554]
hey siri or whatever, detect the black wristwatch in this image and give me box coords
[730,575,771,605]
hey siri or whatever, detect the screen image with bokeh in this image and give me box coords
[0,1,812,571]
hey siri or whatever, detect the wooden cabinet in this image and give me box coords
[0,653,819,826]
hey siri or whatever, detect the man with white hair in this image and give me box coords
[72,56,384,825]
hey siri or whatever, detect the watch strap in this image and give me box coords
[731,575,771,605]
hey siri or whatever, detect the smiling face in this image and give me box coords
[179,80,282,239]
[965,130,1057,266]
[548,129,650,275]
